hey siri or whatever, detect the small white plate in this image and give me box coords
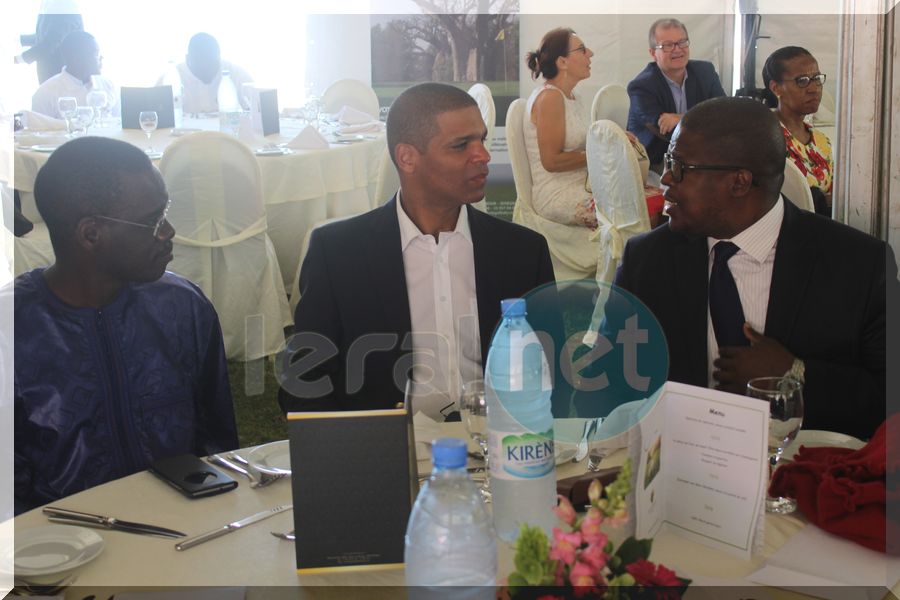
[2,525,104,579]
[783,430,865,461]
[170,127,202,137]
[30,144,59,153]
[554,444,578,465]
[248,440,291,476]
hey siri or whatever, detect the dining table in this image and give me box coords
[8,421,893,600]
[9,116,387,289]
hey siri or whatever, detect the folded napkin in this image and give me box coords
[769,413,899,554]
[285,125,329,150]
[337,121,384,135]
[337,105,376,125]
[21,110,67,131]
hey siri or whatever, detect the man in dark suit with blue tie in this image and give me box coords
[613,97,896,440]
[626,18,726,167]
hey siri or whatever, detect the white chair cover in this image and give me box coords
[782,159,815,212]
[507,99,536,228]
[322,79,380,119]
[584,120,651,344]
[591,84,630,131]
[467,83,496,149]
[289,215,356,314]
[159,131,291,361]
[13,222,55,277]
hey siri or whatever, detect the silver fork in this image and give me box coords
[271,529,295,541]
[227,452,285,488]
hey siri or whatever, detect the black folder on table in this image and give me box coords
[121,85,175,129]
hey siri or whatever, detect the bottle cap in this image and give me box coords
[500,298,526,318]
[431,438,468,469]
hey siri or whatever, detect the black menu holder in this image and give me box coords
[258,89,279,136]
[288,404,418,573]
[121,85,175,129]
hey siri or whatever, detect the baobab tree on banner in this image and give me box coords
[409,0,518,82]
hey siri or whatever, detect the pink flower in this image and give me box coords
[549,528,582,565]
[553,495,576,525]
[579,541,609,572]
[579,508,608,546]
[569,561,599,597]
[625,559,682,587]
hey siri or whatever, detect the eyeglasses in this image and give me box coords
[94,202,170,238]
[663,153,750,183]
[567,44,587,55]
[784,73,826,88]
[652,39,690,52]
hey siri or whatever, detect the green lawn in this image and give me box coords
[228,358,288,448]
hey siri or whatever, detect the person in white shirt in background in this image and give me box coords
[164,32,253,115]
[30,30,119,118]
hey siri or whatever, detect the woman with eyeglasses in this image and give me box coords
[763,46,833,214]
[521,27,597,280]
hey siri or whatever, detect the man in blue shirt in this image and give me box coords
[626,18,727,167]
[14,136,238,514]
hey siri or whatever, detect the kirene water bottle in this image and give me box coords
[217,70,241,135]
[404,438,497,598]
[486,298,557,542]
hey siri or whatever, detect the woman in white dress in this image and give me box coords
[521,27,596,281]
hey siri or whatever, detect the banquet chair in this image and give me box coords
[507,99,538,230]
[782,159,815,212]
[467,83,496,149]
[13,222,55,277]
[322,79,380,119]
[590,84,630,131]
[159,131,291,361]
[289,215,356,314]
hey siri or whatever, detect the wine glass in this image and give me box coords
[746,376,804,514]
[86,90,108,128]
[57,96,77,133]
[139,111,158,154]
[461,379,491,501]
[74,106,94,135]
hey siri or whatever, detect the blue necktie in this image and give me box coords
[709,241,749,347]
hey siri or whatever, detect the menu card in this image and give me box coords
[632,381,769,559]
[288,407,416,573]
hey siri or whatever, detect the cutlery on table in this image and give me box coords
[573,418,599,463]
[43,506,186,538]
[175,504,293,551]
[270,529,295,541]
[208,454,265,488]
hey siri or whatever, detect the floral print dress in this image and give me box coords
[781,122,833,195]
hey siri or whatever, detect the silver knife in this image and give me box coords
[175,504,293,551]
[43,506,186,538]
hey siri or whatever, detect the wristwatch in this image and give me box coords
[784,358,805,384]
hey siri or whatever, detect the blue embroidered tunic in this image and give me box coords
[14,269,239,514]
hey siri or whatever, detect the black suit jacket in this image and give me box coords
[613,200,896,439]
[278,198,557,413]
[626,60,726,164]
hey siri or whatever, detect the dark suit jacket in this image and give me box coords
[626,60,726,164]
[278,198,557,413]
[613,199,896,439]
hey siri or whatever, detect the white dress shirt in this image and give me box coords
[706,196,785,386]
[31,67,120,118]
[174,61,253,115]
[397,192,482,420]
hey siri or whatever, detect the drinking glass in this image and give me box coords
[746,376,804,514]
[461,380,491,501]
[86,90,108,127]
[57,96,77,133]
[139,111,158,154]
[73,106,94,135]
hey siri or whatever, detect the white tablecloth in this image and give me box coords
[10,118,386,289]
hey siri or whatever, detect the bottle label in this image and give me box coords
[488,428,555,480]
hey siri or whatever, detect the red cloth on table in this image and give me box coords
[769,414,900,554]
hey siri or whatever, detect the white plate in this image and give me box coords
[30,144,59,153]
[170,128,202,137]
[554,444,578,465]
[2,525,104,578]
[783,429,865,461]
[247,440,291,476]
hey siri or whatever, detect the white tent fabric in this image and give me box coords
[782,158,815,212]
[322,78,380,119]
[591,84,630,131]
[159,131,291,361]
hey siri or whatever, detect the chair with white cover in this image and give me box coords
[584,120,651,343]
[289,215,355,314]
[159,131,291,361]
[13,222,55,277]
[321,79,380,120]
[467,83,496,149]
[507,99,536,229]
[590,84,630,131]
[782,159,815,212]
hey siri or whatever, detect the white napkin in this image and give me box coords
[337,105,376,125]
[21,110,66,131]
[285,125,329,150]
[412,412,441,462]
[337,121,384,135]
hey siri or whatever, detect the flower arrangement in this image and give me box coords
[507,460,690,599]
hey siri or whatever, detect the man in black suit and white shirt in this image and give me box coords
[614,96,896,440]
[278,83,557,419]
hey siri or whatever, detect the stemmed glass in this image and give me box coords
[746,376,804,514]
[461,380,491,502]
[86,90,108,128]
[139,111,158,155]
[57,97,77,134]
[73,106,94,135]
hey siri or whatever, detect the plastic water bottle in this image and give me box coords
[217,70,241,135]
[486,298,557,542]
[405,438,497,598]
